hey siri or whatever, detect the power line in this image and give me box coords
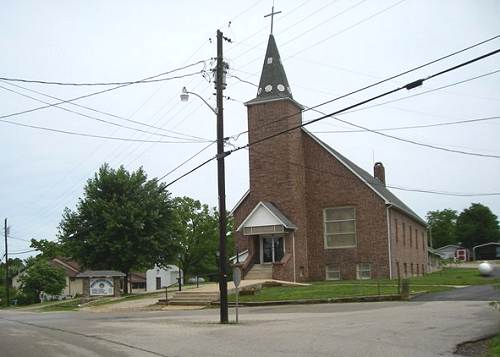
[0,74,203,87]
[386,186,500,197]
[280,0,369,49]
[318,114,500,158]
[227,34,500,140]
[163,156,216,189]
[0,83,210,142]
[0,118,210,143]
[0,60,207,120]
[157,141,216,181]
[286,0,407,59]
[341,68,500,115]
[8,249,37,255]
[1,80,209,142]
[249,145,500,197]
[228,48,500,159]
[312,115,500,134]
[165,48,500,187]
[7,235,31,242]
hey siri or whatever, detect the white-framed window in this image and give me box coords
[326,265,340,280]
[324,207,356,248]
[356,263,371,280]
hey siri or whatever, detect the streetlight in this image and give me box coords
[180,87,217,115]
[180,39,229,323]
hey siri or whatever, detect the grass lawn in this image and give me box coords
[489,335,500,357]
[230,268,498,303]
[409,268,500,286]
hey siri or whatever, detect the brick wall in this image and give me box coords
[389,209,428,278]
[234,99,308,281]
[302,133,391,280]
[233,98,425,282]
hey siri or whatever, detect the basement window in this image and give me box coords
[356,263,371,280]
[326,265,340,280]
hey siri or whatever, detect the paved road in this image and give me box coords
[412,284,500,301]
[1,300,499,357]
[413,266,500,301]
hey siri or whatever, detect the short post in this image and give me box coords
[233,265,242,324]
[235,285,239,324]
[196,275,199,288]
[165,285,168,306]
[400,278,410,300]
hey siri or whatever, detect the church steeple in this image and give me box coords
[246,34,295,105]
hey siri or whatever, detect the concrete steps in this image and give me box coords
[164,290,220,306]
[245,264,273,280]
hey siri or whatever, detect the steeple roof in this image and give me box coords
[246,35,296,106]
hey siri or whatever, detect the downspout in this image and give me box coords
[386,204,393,279]
[292,231,296,282]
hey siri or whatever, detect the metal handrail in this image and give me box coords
[163,281,180,306]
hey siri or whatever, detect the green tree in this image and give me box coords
[172,197,234,282]
[57,164,179,293]
[456,203,500,249]
[30,239,68,259]
[426,209,458,248]
[19,260,66,303]
[0,258,25,304]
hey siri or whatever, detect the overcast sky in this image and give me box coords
[1,0,499,259]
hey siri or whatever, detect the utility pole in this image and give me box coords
[4,218,9,306]
[216,29,229,324]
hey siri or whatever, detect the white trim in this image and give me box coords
[230,190,249,216]
[52,258,80,273]
[473,242,500,249]
[356,263,372,280]
[244,96,305,109]
[472,242,500,260]
[259,235,285,264]
[323,207,357,249]
[386,205,393,279]
[303,128,389,204]
[237,201,296,232]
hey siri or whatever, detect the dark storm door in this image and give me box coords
[156,277,161,290]
[263,238,273,263]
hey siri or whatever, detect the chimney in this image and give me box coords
[374,162,385,186]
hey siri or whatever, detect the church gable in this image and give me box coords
[237,201,296,235]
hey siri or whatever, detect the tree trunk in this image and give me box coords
[123,271,129,294]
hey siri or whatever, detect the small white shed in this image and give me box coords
[146,265,181,292]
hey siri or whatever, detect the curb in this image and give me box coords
[214,294,402,307]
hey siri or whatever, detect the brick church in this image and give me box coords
[232,34,428,282]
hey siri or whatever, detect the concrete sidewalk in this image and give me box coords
[188,279,308,294]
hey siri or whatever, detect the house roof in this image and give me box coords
[237,201,297,231]
[51,257,81,278]
[129,272,146,283]
[245,35,298,107]
[76,270,126,278]
[435,244,462,251]
[304,129,426,226]
[473,242,500,249]
[427,247,442,257]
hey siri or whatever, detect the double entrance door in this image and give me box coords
[260,236,284,264]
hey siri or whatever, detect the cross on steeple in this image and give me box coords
[264,5,282,35]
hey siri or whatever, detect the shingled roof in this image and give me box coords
[245,35,297,106]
